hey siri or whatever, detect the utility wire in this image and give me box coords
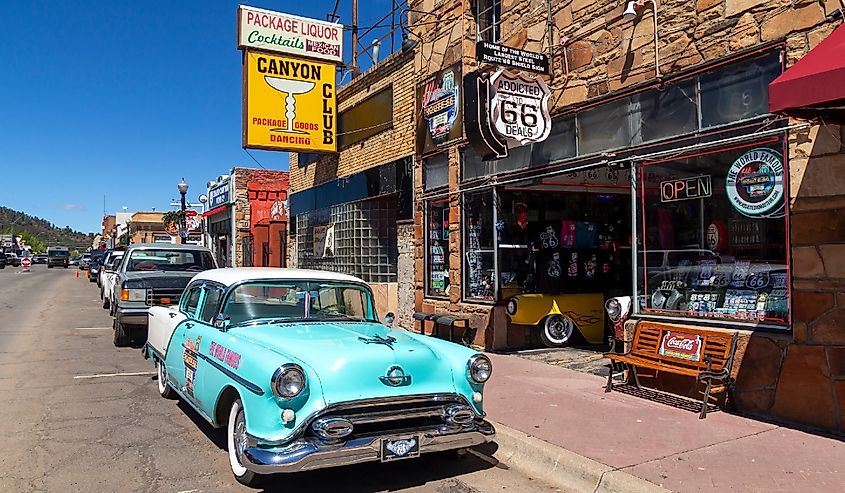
[243,149,268,170]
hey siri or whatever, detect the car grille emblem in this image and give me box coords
[358,335,397,349]
[380,365,411,386]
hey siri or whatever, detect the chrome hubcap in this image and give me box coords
[547,316,573,342]
[234,413,247,463]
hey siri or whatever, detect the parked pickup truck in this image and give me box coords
[111,243,216,347]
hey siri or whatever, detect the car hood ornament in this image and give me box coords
[357,335,397,349]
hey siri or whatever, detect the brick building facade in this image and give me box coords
[409,0,845,434]
[289,49,417,326]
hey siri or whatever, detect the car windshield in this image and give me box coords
[222,281,377,326]
[126,249,214,272]
[48,250,68,257]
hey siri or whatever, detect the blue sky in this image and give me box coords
[0,0,400,233]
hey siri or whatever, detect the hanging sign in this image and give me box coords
[489,69,552,146]
[726,148,784,218]
[238,6,343,63]
[416,63,463,155]
[209,180,232,208]
[463,71,508,160]
[243,51,337,152]
[660,175,712,203]
[476,42,549,75]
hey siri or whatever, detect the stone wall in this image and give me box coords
[289,50,416,194]
[397,223,416,330]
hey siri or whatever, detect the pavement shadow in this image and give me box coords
[611,384,720,416]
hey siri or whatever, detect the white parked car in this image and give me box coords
[100,251,125,312]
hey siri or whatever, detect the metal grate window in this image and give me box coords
[296,195,398,283]
[476,0,501,43]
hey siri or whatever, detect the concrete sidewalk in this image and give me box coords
[483,353,845,493]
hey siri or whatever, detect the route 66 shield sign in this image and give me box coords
[489,69,552,146]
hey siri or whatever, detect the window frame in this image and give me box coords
[476,0,502,43]
[630,137,792,331]
[425,197,451,299]
[180,283,204,320]
[461,188,499,304]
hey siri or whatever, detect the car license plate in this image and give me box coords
[381,435,420,462]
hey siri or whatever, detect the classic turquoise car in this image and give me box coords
[144,268,494,486]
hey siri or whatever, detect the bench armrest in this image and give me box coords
[606,336,634,356]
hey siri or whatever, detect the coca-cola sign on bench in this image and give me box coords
[659,331,703,362]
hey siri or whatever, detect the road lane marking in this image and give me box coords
[73,371,155,380]
[75,327,112,330]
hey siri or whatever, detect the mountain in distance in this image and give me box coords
[0,206,94,251]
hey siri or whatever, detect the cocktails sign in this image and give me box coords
[238,6,343,63]
[243,51,337,152]
[489,69,551,146]
[659,331,703,362]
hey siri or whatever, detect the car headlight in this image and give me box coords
[467,354,492,384]
[271,364,306,399]
[120,288,147,302]
[506,299,517,315]
[605,298,621,322]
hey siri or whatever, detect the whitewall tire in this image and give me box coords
[228,399,261,486]
[540,314,577,348]
[156,360,173,399]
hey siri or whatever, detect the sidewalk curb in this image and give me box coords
[485,421,670,493]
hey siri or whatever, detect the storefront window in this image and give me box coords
[424,153,449,190]
[635,140,789,326]
[426,199,451,297]
[463,190,496,302]
[699,51,781,128]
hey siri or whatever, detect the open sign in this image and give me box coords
[660,175,712,203]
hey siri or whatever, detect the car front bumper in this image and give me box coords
[115,306,149,326]
[242,421,495,474]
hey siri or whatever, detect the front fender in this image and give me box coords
[507,293,606,344]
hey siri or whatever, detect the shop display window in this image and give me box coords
[463,191,496,302]
[699,51,780,129]
[635,140,790,327]
[426,199,451,298]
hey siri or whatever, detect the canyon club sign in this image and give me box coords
[238,5,343,63]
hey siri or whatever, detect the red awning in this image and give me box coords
[769,24,845,121]
[202,204,229,217]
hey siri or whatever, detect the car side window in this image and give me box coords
[200,286,225,324]
[182,286,203,319]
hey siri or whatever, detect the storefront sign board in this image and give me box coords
[659,331,703,362]
[489,69,552,146]
[416,63,463,155]
[463,71,508,160]
[726,148,784,218]
[312,224,335,258]
[238,6,343,63]
[243,51,337,153]
[209,180,232,208]
[476,42,549,75]
[660,175,712,203]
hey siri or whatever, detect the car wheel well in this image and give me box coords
[216,386,241,427]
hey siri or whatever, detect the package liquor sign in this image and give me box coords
[243,51,337,152]
[489,69,552,146]
[659,331,703,362]
[238,5,343,63]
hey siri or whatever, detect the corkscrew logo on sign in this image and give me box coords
[659,331,703,362]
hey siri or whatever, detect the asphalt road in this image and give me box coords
[0,265,559,493]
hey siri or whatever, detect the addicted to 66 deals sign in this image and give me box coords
[238,5,343,63]
[243,51,337,152]
[489,69,552,146]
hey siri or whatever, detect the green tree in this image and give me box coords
[15,230,45,253]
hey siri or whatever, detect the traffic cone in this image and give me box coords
[75,271,79,279]
[86,271,89,279]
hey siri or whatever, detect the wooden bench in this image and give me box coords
[413,311,475,346]
[603,323,737,419]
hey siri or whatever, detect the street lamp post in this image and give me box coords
[177,178,189,244]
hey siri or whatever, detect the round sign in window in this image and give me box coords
[725,148,785,218]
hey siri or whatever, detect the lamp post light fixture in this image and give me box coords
[177,178,189,244]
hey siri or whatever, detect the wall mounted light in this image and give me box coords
[621,0,661,78]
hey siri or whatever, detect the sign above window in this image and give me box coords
[237,6,343,63]
[489,69,552,146]
[417,64,463,155]
[476,42,549,75]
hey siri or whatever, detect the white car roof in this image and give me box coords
[192,268,368,287]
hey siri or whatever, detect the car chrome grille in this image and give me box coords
[146,288,183,306]
[305,394,476,440]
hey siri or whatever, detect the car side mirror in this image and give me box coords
[214,313,231,330]
[384,312,395,326]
